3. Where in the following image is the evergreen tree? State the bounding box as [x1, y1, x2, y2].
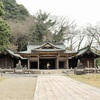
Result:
[0, 2, 4, 16]
[30, 10, 56, 42]
[0, 0, 29, 20]
[0, 2, 11, 51]
[53, 26, 66, 42]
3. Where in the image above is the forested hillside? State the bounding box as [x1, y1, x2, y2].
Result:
[0, 2, 11, 51]
[0, 0, 75, 51]
[0, 0, 29, 20]
[0, 0, 35, 51]
[0, 0, 100, 55]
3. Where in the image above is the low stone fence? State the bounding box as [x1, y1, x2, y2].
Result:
[0, 69, 15, 73]
[74, 68, 100, 75]
[74, 68, 85, 75]
[0, 69, 75, 74]
[0, 68, 100, 75]
[84, 68, 96, 73]
[0, 69, 34, 74]
[62, 69, 74, 75]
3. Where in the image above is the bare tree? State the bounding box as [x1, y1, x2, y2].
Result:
[85, 24, 100, 49]
[63, 21, 80, 50]
[7, 16, 35, 51]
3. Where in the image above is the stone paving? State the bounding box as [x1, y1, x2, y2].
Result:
[34, 75, 100, 100]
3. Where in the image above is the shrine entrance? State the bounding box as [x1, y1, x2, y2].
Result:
[39, 58, 55, 69]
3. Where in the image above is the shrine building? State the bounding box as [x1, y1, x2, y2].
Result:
[19, 41, 77, 69]
[0, 41, 99, 69]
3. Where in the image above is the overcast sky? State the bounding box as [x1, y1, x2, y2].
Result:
[16, 0, 100, 26]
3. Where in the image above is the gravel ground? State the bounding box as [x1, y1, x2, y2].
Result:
[0, 76, 37, 100]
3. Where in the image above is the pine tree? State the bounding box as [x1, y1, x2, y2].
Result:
[30, 10, 56, 42]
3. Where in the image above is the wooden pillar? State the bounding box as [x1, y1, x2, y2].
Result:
[5, 58, 7, 68]
[38, 56, 39, 70]
[12, 59, 14, 68]
[64, 61, 67, 69]
[57, 58, 59, 69]
[56, 57, 59, 69]
[66, 56, 69, 69]
[94, 59, 96, 68]
[87, 61, 89, 68]
[28, 57, 30, 69]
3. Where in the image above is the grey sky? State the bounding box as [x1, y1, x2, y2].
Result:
[16, 0, 100, 26]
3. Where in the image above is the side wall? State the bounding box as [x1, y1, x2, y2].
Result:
[0, 55, 15, 69]
[80, 58, 94, 68]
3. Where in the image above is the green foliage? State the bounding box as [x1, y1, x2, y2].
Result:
[29, 11, 68, 43]
[30, 11, 56, 42]
[0, 0, 29, 20]
[53, 26, 66, 42]
[0, 18, 11, 51]
[0, 0, 29, 51]
[0, 2, 11, 51]
[0, 2, 5, 16]
[53, 33, 62, 42]
[10, 34, 29, 51]
[96, 58, 100, 66]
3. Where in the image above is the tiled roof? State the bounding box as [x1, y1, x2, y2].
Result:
[27, 41, 65, 51]
[19, 41, 78, 54]
[19, 41, 66, 53]
[18, 50, 31, 54]
[33, 49, 64, 52]
[76, 45, 100, 57]
[64, 50, 77, 54]
[0, 49, 26, 59]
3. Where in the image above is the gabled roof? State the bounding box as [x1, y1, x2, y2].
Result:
[75, 45, 100, 58]
[19, 41, 66, 54]
[19, 41, 77, 55]
[34, 42, 64, 49]
[32, 42, 65, 52]
[0, 49, 26, 59]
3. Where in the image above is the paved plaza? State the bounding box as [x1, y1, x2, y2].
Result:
[34, 75, 100, 100]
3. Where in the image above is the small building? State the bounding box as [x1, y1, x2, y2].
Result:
[69, 46, 100, 68]
[19, 41, 77, 69]
[0, 49, 24, 69]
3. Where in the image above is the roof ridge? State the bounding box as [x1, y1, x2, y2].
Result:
[28, 41, 64, 45]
